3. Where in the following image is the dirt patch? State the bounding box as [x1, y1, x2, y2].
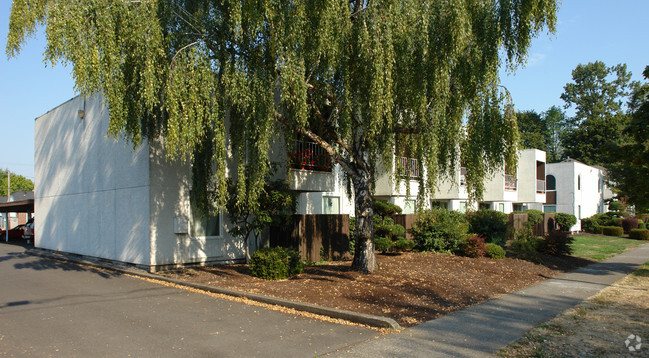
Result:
[158, 252, 593, 327]
[498, 263, 649, 357]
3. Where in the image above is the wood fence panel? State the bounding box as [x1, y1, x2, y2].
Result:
[270, 214, 350, 261]
[391, 214, 417, 239]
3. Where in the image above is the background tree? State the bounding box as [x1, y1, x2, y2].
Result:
[1, 170, 34, 196]
[7, 0, 557, 272]
[608, 66, 649, 211]
[560, 61, 633, 166]
[516, 110, 547, 150]
[542, 105, 567, 162]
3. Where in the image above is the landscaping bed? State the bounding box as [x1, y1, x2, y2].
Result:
[158, 252, 593, 327]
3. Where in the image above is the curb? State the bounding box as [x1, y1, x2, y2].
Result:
[25, 248, 401, 330]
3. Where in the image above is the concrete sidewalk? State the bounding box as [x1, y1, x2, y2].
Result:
[326, 243, 649, 357]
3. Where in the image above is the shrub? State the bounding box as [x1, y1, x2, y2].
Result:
[393, 239, 415, 252]
[509, 226, 542, 261]
[373, 200, 403, 217]
[639, 221, 646, 230]
[466, 209, 508, 245]
[539, 230, 574, 255]
[459, 235, 487, 258]
[621, 217, 639, 234]
[629, 229, 649, 240]
[601, 226, 624, 237]
[636, 213, 649, 224]
[555, 213, 577, 232]
[410, 208, 469, 253]
[580, 217, 601, 234]
[526, 209, 544, 225]
[374, 237, 393, 253]
[608, 201, 626, 212]
[485, 243, 506, 259]
[250, 247, 303, 280]
[373, 216, 406, 242]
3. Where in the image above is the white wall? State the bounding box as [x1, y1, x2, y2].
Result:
[35, 96, 152, 265]
[546, 160, 606, 231]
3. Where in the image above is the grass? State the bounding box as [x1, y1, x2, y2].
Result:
[570, 234, 647, 261]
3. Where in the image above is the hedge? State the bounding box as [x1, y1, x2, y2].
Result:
[601, 226, 624, 237]
[629, 229, 649, 240]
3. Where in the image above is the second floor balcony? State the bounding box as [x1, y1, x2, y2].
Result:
[290, 140, 332, 172]
[396, 156, 420, 178]
[505, 174, 517, 191]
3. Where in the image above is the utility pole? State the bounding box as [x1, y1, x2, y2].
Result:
[5, 169, 9, 243]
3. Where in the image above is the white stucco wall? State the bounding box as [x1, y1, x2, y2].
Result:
[546, 160, 606, 231]
[517, 149, 546, 204]
[35, 96, 152, 265]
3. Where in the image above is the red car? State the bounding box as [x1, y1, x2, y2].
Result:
[0, 224, 26, 240]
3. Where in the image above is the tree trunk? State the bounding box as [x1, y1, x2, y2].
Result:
[351, 172, 378, 272]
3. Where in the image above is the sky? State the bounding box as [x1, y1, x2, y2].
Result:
[1, 1, 649, 181]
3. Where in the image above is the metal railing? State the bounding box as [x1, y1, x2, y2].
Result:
[396, 156, 420, 178]
[290, 140, 332, 172]
[536, 179, 545, 193]
[505, 174, 517, 191]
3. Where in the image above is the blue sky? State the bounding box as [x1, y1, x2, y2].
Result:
[1, 1, 649, 180]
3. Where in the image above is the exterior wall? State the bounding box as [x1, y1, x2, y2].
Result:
[546, 160, 607, 231]
[147, 141, 246, 268]
[517, 149, 546, 204]
[295, 165, 355, 215]
[35, 96, 152, 265]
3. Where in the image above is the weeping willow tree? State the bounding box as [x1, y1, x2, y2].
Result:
[8, 0, 557, 272]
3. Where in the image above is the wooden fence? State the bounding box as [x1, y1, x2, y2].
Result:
[270, 214, 351, 262]
[390, 214, 418, 239]
[508, 212, 556, 238]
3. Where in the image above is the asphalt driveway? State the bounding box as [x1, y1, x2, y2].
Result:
[0, 243, 376, 357]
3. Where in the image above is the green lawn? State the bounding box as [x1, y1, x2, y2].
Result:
[570, 235, 647, 261]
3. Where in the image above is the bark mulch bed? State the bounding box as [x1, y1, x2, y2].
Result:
[158, 252, 594, 328]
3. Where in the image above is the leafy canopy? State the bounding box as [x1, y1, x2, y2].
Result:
[7, 0, 558, 209]
[1, 170, 34, 196]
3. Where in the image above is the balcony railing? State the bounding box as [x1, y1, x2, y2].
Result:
[289, 140, 332, 172]
[460, 167, 467, 186]
[505, 174, 517, 191]
[396, 156, 420, 178]
[536, 179, 545, 193]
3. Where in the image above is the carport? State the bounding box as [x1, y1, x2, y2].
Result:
[0, 199, 34, 243]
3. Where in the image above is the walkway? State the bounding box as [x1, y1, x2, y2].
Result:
[326, 243, 649, 357]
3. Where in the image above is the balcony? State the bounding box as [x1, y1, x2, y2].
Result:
[396, 156, 420, 178]
[290, 140, 332, 172]
[505, 174, 517, 191]
[460, 167, 467, 186]
[536, 179, 545, 193]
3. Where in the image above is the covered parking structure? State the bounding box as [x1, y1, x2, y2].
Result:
[0, 199, 34, 243]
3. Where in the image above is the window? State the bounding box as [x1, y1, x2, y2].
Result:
[403, 200, 416, 214]
[431, 201, 448, 209]
[190, 210, 221, 237]
[459, 201, 467, 213]
[544, 205, 556, 213]
[323, 196, 340, 214]
[479, 203, 490, 211]
[499, 203, 505, 213]
[577, 175, 581, 190]
[513, 203, 523, 212]
[546, 175, 556, 191]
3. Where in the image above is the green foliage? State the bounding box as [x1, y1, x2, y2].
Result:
[0, 170, 34, 196]
[485, 243, 506, 259]
[621, 218, 639, 234]
[580, 217, 602, 234]
[466, 209, 508, 245]
[8, 0, 558, 272]
[509, 224, 542, 261]
[373, 216, 406, 242]
[373, 200, 403, 217]
[608, 201, 626, 212]
[560, 61, 633, 166]
[539, 231, 574, 256]
[638, 221, 646, 230]
[393, 239, 415, 252]
[226, 179, 297, 261]
[601, 226, 624, 237]
[374, 237, 393, 254]
[517, 110, 546, 150]
[554, 213, 577, 232]
[526, 210, 544, 225]
[410, 208, 469, 253]
[459, 235, 487, 258]
[250, 247, 304, 280]
[348, 217, 356, 253]
[629, 229, 649, 240]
